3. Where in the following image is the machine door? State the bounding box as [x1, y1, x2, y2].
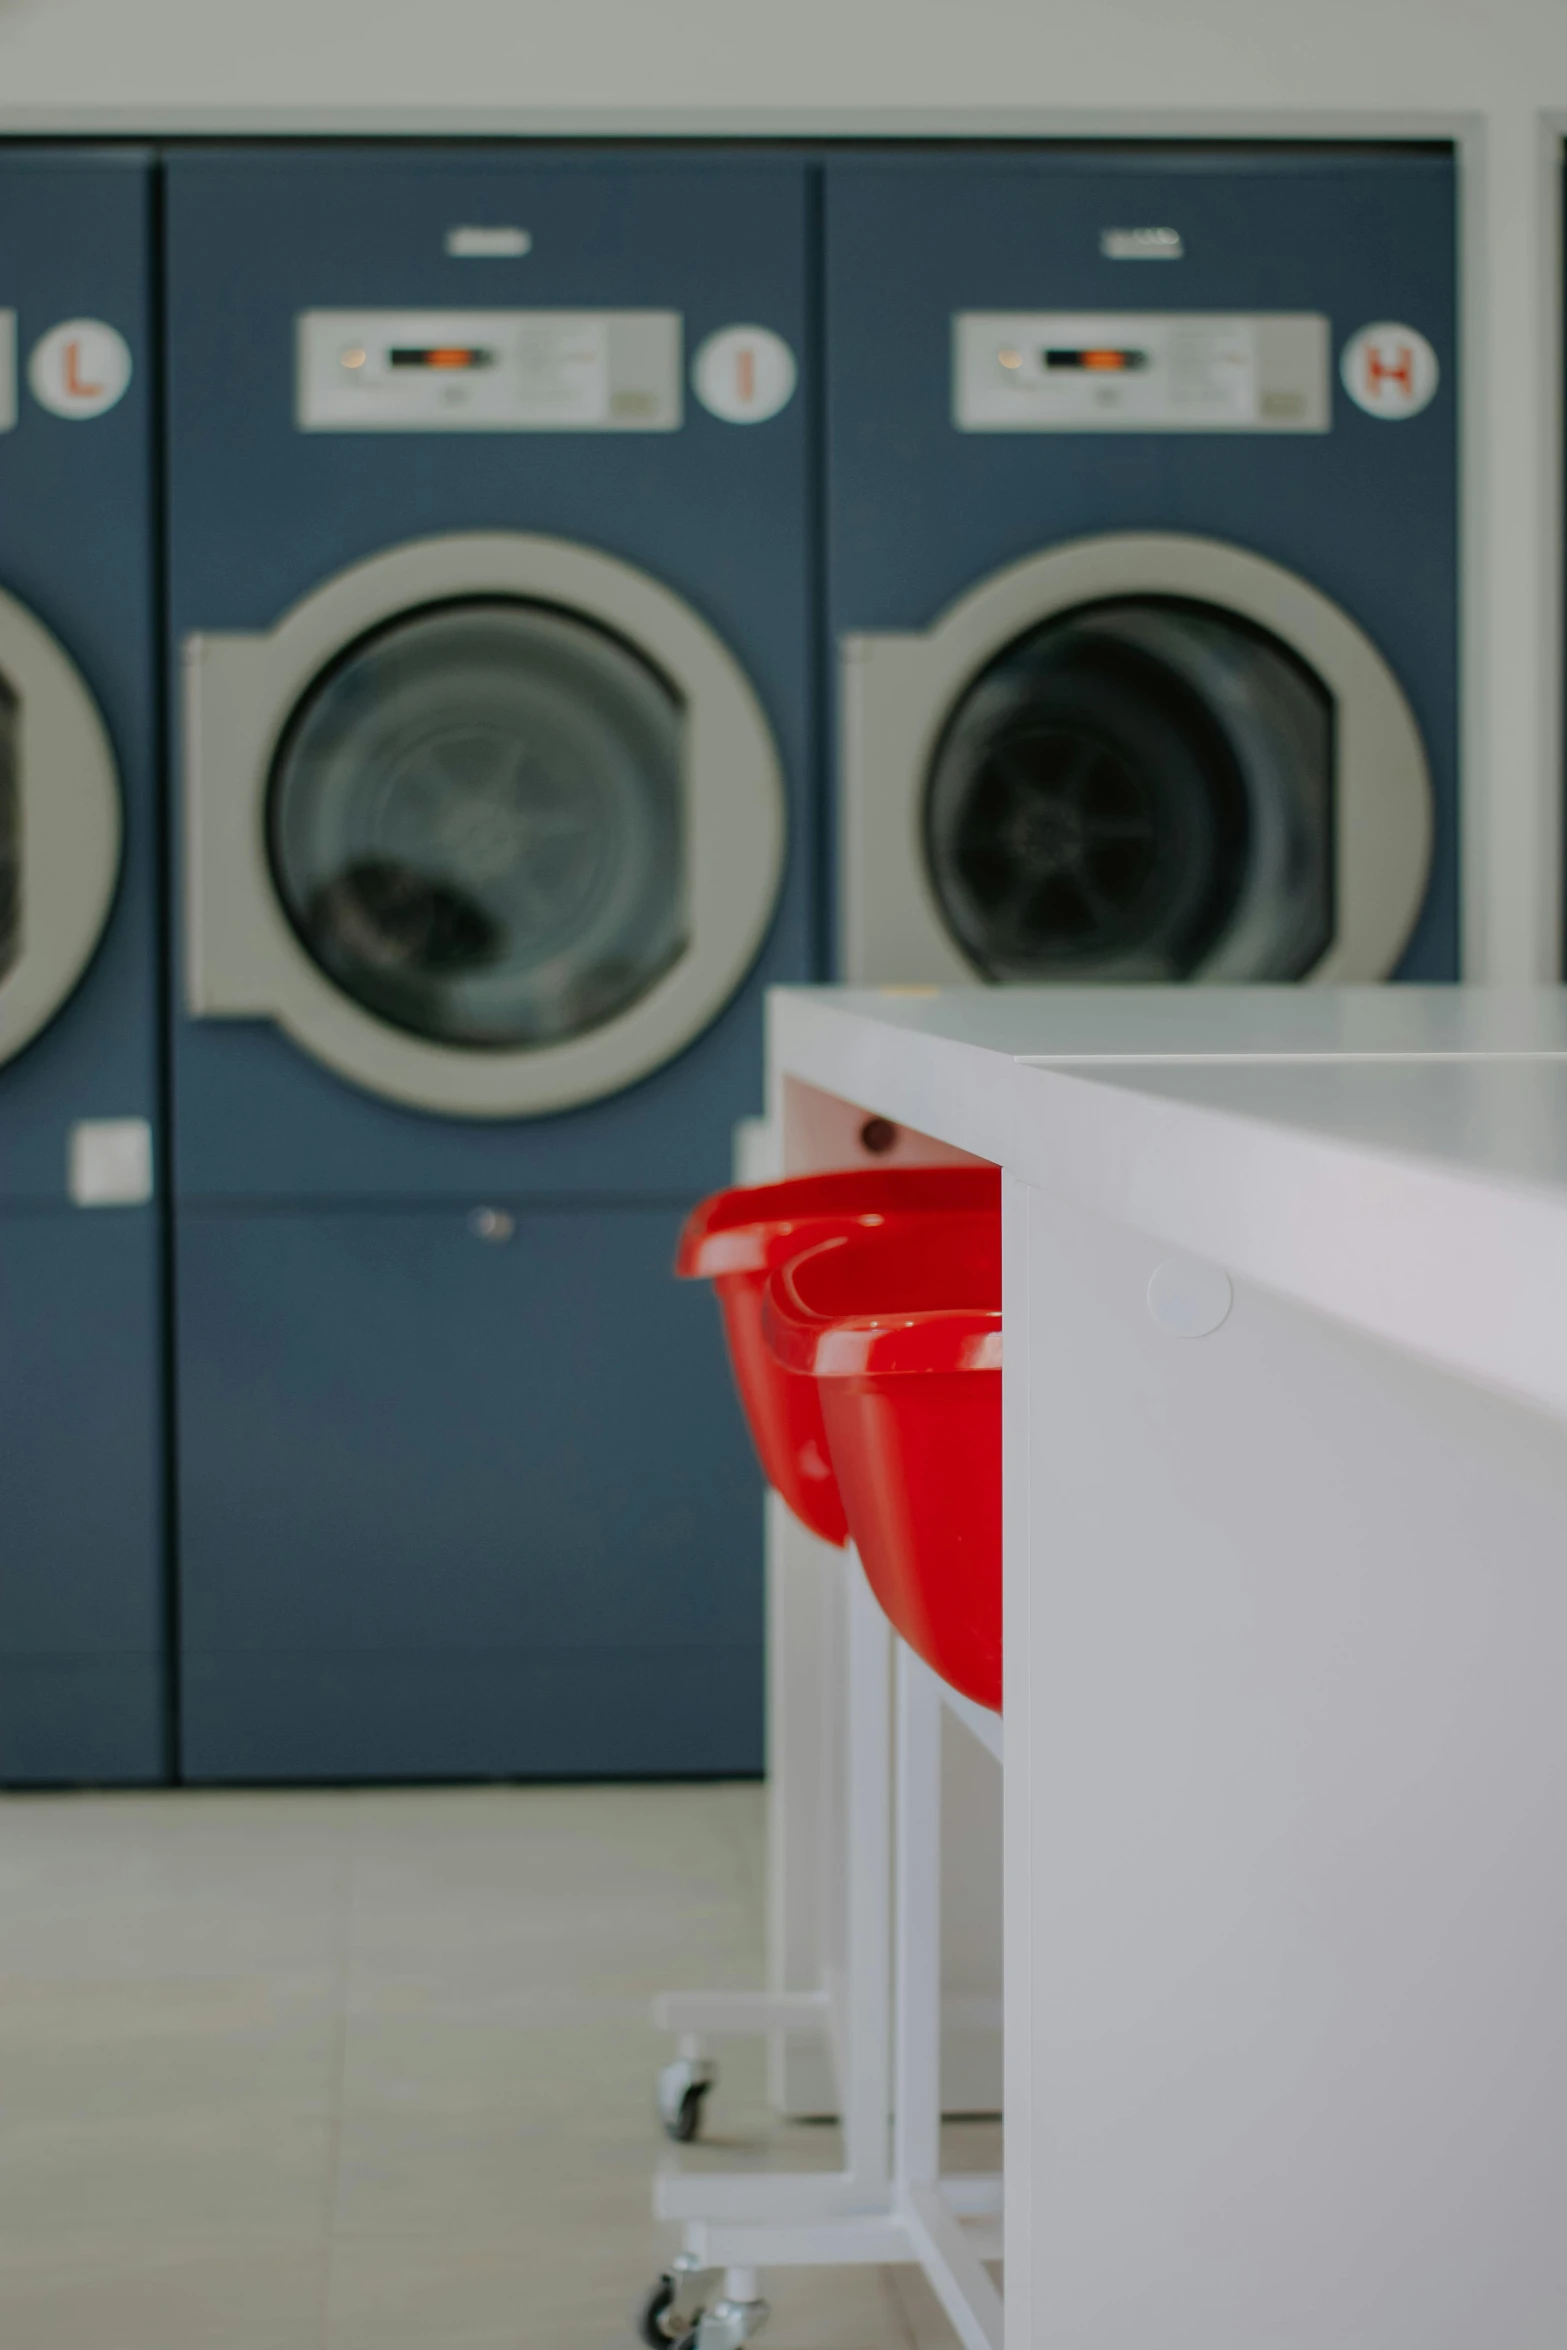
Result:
[0, 584, 121, 1070]
[841, 533, 1433, 987]
[925, 597, 1333, 984]
[185, 532, 786, 1117]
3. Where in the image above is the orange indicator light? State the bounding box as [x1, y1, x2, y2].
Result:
[1044, 346, 1150, 374]
[387, 346, 495, 371]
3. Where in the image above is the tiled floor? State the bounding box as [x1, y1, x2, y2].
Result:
[0, 1783, 983, 2347]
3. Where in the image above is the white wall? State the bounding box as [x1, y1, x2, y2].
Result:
[2, 0, 1564, 980]
[0, 0, 1557, 120]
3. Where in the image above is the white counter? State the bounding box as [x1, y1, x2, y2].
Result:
[769, 985, 1567, 2349]
[772, 984, 1567, 1418]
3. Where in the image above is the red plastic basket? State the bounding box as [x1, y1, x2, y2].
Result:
[676, 1167, 998, 1546]
[762, 1212, 1002, 1710]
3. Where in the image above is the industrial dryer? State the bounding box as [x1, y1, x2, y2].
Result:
[826, 146, 1458, 987]
[167, 146, 815, 1781]
[0, 148, 165, 1783]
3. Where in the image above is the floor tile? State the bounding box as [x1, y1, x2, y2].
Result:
[0, 1782, 959, 2347]
[0, 2242, 329, 2350]
[0, 2111, 338, 2246]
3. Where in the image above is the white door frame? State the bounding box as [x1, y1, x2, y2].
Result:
[0, 582, 120, 1070]
[183, 530, 788, 1117]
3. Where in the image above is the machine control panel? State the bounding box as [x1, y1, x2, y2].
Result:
[297, 309, 682, 432]
[954, 312, 1330, 433]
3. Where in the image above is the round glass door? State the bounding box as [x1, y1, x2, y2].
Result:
[268, 599, 687, 1050]
[924, 598, 1334, 983]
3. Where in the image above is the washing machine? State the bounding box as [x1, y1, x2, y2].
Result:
[826, 146, 1458, 985]
[166, 146, 815, 1781]
[0, 149, 165, 1782]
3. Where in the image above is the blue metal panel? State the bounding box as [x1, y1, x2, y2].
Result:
[0, 150, 165, 1786]
[0, 1207, 165, 1782]
[0, 148, 160, 1200]
[165, 147, 818, 1204]
[178, 1202, 762, 1781]
[824, 146, 1460, 980]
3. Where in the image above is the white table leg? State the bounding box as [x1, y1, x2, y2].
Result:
[767, 1490, 845, 2116]
[840, 1558, 892, 2194]
[897, 1644, 1005, 2350]
[894, 1642, 943, 2194]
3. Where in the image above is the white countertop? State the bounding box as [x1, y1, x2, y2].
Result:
[767, 985, 1567, 1420]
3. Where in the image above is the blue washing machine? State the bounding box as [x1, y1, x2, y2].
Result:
[165, 146, 816, 1781]
[0, 149, 165, 1782]
[824, 146, 1459, 988]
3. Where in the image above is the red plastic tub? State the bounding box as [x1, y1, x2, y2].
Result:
[676, 1167, 998, 1546]
[762, 1212, 1002, 1710]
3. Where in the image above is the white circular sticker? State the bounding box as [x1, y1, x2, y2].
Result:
[1147, 1258, 1233, 1340]
[693, 326, 797, 425]
[28, 320, 133, 420]
[1340, 323, 1439, 421]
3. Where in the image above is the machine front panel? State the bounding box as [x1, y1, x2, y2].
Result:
[0, 1206, 166, 1783]
[0, 149, 165, 1789]
[177, 1201, 763, 1782]
[825, 147, 1460, 983]
[166, 146, 818, 1205]
[0, 151, 160, 1201]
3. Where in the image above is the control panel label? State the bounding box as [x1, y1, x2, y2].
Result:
[297, 310, 683, 433]
[693, 326, 797, 423]
[28, 320, 133, 421]
[1340, 322, 1439, 421]
[954, 312, 1330, 434]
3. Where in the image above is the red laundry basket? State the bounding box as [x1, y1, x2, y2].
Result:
[762, 1212, 1001, 1710]
[676, 1167, 998, 1546]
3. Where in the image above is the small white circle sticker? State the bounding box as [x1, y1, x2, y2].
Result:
[693, 326, 797, 424]
[1340, 323, 1439, 421]
[1147, 1258, 1233, 1340]
[28, 320, 133, 420]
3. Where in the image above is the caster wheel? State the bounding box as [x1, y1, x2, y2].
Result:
[667, 2078, 711, 2143]
[638, 2278, 680, 2348]
[681, 2296, 770, 2350]
[656, 2054, 717, 2144]
[637, 2266, 708, 2349]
